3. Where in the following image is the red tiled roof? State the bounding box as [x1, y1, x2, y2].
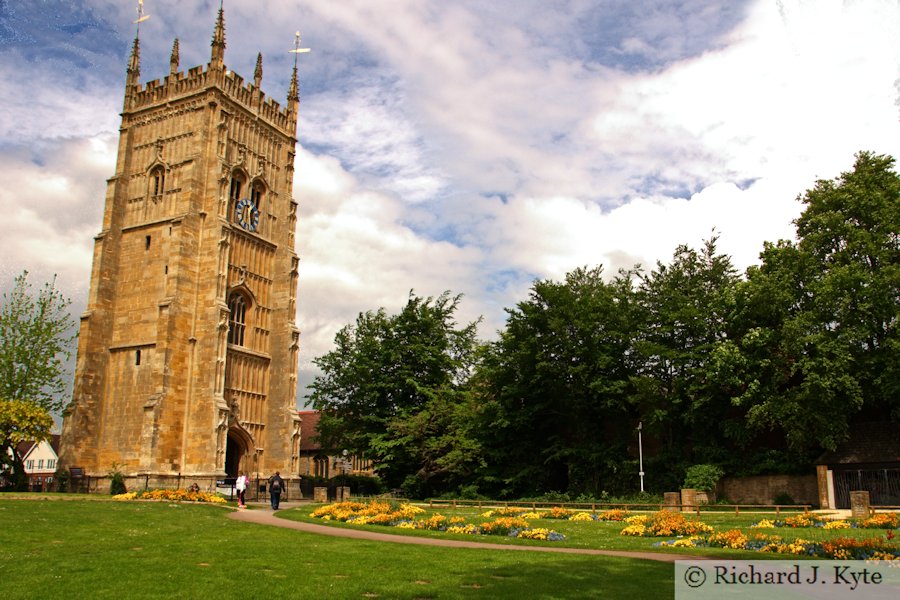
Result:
[298, 410, 322, 451]
[12, 436, 61, 461]
[15, 441, 35, 458]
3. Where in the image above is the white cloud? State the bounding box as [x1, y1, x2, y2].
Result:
[295, 146, 485, 379]
[0, 134, 115, 299]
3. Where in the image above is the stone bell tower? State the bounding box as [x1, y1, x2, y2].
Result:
[60, 6, 303, 488]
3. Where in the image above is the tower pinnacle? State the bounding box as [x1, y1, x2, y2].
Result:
[254, 53, 263, 88]
[170, 38, 180, 75]
[210, 1, 226, 70]
[124, 36, 141, 110]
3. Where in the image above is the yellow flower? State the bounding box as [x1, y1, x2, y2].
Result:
[708, 529, 748, 549]
[620, 523, 647, 536]
[625, 515, 648, 525]
[517, 528, 552, 540]
[751, 519, 775, 528]
[447, 524, 478, 535]
[569, 512, 595, 522]
[521, 512, 545, 520]
[669, 537, 699, 548]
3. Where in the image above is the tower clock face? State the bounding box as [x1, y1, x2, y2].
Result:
[235, 198, 260, 232]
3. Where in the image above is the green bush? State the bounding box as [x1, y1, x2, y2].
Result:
[108, 463, 127, 495]
[683, 464, 724, 492]
[773, 492, 795, 505]
[55, 468, 69, 492]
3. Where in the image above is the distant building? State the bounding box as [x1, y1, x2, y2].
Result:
[297, 410, 374, 479]
[16, 435, 60, 491]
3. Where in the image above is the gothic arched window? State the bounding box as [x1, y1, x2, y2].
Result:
[149, 165, 165, 199]
[314, 455, 329, 478]
[229, 170, 247, 204]
[228, 293, 248, 346]
[250, 179, 265, 209]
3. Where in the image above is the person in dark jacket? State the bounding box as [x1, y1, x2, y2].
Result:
[268, 471, 285, 510]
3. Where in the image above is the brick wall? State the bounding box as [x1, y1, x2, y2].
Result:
[719, 473, 818, 505]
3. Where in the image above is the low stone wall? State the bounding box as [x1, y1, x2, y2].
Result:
[719, 473, 818, 505]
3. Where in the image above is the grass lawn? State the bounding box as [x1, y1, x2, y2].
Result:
[0, 497, 674, 600]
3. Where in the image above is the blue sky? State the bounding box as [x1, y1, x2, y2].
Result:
[1, 0, 899, 406]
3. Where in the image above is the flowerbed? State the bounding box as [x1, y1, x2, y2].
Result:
[659, 531, 900, 560]
[112, 489, 226, 503]
[625, 510, 900, 560]
[749, 512, 898, 530]
[619, 510, 713, 537]
[312, 501, 565, 541]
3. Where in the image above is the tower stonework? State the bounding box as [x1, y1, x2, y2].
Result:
[60, 9, 303, 488]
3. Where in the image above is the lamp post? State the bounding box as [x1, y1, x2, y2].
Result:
[637, 422, 645, 493]
[340, 449, 349, 501]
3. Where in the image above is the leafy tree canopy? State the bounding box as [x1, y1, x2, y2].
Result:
[309, 291, 481, 492]
[0, 271, 76, 413]
[713, 151, 899, 451]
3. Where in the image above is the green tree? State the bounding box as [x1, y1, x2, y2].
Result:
[0, 399, 54, 490]
[479, 267, 640, 497]
[631, 237, 741, 476]
[713, 152, 899, 451]
[309, 291, 481, 494]
[0, 271, 75, 490]
[0, 271, 77, 413]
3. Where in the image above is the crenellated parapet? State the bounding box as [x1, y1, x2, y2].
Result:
[123, 6, 299, 137]
[127, 61, 296, 136]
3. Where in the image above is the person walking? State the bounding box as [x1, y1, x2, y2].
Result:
[235, 471, 248, 508]
[268, 471, 285, 510]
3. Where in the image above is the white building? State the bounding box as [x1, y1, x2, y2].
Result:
[16, 435, 60, 491]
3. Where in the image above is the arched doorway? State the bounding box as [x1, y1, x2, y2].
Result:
[224, 434, 244, 477]
[224, 425, 254, 478]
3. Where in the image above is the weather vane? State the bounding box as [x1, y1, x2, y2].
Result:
[289, 31, 311, 67]
[134, 0, 150, 32]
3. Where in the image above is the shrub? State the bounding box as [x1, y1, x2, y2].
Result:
[108, 463, 126, 495]
[54, 468, 69, 492]
[683, 464, 724, 492]
[773, 492, 795, 505]
[457, 484, 485, 500]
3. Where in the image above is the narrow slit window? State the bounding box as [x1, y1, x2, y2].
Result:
[135, 349, 141, 365]
[145, 235, 151, 250]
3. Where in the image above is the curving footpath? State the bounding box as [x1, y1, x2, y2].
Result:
[228, 504, 707, 563]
